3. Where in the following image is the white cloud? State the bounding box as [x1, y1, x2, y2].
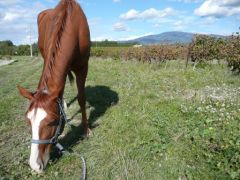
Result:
[113, 0, 121, 2]
[174, 20, 184, 30]
[91, 36, 114, 41]
[195, 0, 240, 17]
[120, 7, 177, 20]
[120, 9, 139, 20]
[119, 33, 154, 41]
[3, 12, 21, 22]
[200, 16, 217, 25]
[221, 0, 240, 7]
[113, 22, 128, 31]
[0, 4, 45, 23]
[0, 0, 23, 6]
[172, 16, 197, 30]
[0, 2, 47, 45]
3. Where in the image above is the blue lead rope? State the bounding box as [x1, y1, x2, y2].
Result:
[56, 143, 87, 180]
[56, 99, 87, 180]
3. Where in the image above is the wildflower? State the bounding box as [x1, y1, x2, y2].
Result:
[197, 107, 202, 112]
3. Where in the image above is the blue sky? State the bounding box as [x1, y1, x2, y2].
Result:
[0, 0, 239, 45]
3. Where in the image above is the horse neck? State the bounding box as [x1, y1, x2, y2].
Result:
[38, 57, 70, 97]
[37, 0, 77, 97]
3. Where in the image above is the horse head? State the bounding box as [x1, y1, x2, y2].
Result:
[17, 86, 61, 173]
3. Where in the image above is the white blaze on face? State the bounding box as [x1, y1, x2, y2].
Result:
[27, 108, 47, 173]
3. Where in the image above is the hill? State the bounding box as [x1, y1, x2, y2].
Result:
[121, 31, 226, 45]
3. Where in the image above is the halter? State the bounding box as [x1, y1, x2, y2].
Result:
[30, 98, 87, 179]
[31, 98, 68, 144]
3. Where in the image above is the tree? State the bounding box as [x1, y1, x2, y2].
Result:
[0, 40, 16, 55]
[16, 45, 30, 56]
[32, 43, 39, 56]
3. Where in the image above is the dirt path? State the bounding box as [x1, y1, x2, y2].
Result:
[0, 60, 15, 66]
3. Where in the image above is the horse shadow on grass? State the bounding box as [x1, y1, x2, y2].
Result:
[51, 85, 119, 157]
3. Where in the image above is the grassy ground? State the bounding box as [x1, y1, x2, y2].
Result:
[0, 56, 240, 179]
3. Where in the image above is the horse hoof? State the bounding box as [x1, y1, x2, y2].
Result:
[82, 128, 92, 138]
[87, 128, 93, 136]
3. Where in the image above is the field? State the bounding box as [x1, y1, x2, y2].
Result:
[0, 56, 240, 179]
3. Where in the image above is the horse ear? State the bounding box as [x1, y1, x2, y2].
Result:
[17, 85, 34, 100]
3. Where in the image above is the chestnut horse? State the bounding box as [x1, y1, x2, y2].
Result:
[17, 0, 90, 172]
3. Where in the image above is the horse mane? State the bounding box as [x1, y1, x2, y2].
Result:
[43, 0, 76, 87]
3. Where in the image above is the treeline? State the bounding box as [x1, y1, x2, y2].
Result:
[91, 39, 137, 47]
[0, 40, 38, 56]
[1, 34, 239, 73]
[0, 40, 136, 57]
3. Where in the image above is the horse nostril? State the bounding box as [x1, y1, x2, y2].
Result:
[39, 163, 43, 170]
[29, 161, 43, 173]
[38, 160, 44, 171]
[34, 159, 44, 172]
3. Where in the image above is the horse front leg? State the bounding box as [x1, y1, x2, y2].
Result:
[74, 65, 91, 136]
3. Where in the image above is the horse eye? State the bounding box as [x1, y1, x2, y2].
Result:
[46, 119, 58, 126]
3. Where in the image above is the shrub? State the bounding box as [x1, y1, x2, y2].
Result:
[90, 45, 188, 63]
[226, 33, 240, 73]
[187, 35, 226, 64]
[91, 48, 105, 57]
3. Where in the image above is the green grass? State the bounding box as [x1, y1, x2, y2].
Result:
[0, 57, 240, 179]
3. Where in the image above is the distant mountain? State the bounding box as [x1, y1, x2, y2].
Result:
[120, 31, 226, 45]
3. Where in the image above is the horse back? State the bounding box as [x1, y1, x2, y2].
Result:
[37, 1, 90, 67]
